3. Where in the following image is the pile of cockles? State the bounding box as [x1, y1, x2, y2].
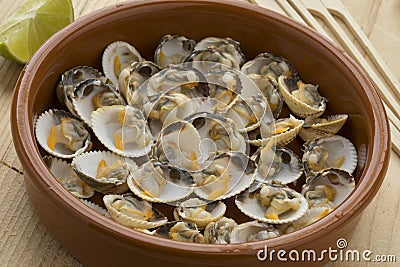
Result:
[35, 35, 357, 244]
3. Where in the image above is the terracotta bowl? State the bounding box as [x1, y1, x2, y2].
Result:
[11, 0, 390, 266]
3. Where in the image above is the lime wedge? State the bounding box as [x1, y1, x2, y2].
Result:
[0, 0, 74, 64]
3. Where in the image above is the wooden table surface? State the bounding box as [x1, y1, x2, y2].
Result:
[0, 0, 399, 266]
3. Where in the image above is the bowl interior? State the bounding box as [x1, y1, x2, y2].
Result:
[18, 0, 386, 251]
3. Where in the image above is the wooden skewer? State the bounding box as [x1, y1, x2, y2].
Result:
[322, 0, 400, 102]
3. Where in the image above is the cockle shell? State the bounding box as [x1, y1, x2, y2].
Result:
[235, 184, 308, 224]
[103, 194, 168, 229]
[204, 69, 242, 109]
[118, 61, 161, 105]
[277, 75, 327, 118]
[230, 221, 281, 243]
[224, 93, 267, 132]
[246, 74, 283, 119]
[193, 152, 258, 201]
[153, 120, 215, 172]
[194, 37, 245, 66]
[102, 41, 143, 85]
[72, 150, 137, 194]
[302, 168, 355, 208]
[184, 47, 240, 71]
[280, 207, 330, 234]
[80, 199, 110, 217]
[72, 78, 126, 126]
[35, 109, 92, 159]
[91, 105, 154, 158]
[132, 65, 208, 108]
[173, 198, 226, 229]
[204, 217, 237, 244]
[254, 139, 302, 185]
[155, 221, 205, 243]
[155, 35, 196, 68]
[241, 53, 300, 81]
[302, 135, 358, 177]
[127, 161, 194, 203]
[44, 156, 94, 198]
[56, 66, 102, 114]
[299, 114, 348, 141]
[185, 112, 247, 155]
[266, 115, 304, 146]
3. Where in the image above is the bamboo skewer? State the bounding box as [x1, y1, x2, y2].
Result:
[322, 0, 400, 102]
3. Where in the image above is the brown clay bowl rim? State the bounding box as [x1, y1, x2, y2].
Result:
[11, 0, 390, 255]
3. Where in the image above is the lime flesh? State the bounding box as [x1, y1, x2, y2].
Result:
[0, 0, 74, 64]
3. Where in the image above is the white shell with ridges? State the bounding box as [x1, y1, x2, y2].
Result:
[103, 194, 168, 229]
[127, 161, 194, 203]
[91, 105, 153, 158]
[299, 114, 348, 141]
[302, 135, 358, 176]
[35, 109, 91, 159]
[277, 75, 327, 118]
[102, 41, 143, 85]
[72, 150, 137, 194]
[174, 198, 226, 229]
[235, 185, 309, 224]
[193, 152, 258, 201]
[45, 156, 94, 199]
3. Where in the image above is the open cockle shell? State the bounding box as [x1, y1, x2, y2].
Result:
[173, 198, 226, 229]
[185, 112, 247, 155]
[102, 41, 143, 86]
[184, 47, 240, 71]
[302, 135, 358, 176]
[142, 92, 198, 127]
[230, 221, 281, 244]
[254, 140, 302, 185]
[204, 69, 242, 109]
[204, 217, 237, 244]
[35, 109, 92, 159]
[224, 93, 267, 132]
[246, 74, 283, 119]
[266, 115, 304, 146]
[138, 65, 209, 107]
[103, 194, 168, 229]
[301, 168, 355, 208]
[127, 161, 194, 203]
[44, 156, 94, 199]
[240, 53, 300, 81]
[72, 150, 137, 194]
[235, 184, 309, 224]
[194, 37, 245, 67]
[299, 114, 348, 142]
[56, 66, 103, 115]
[277, 75, 327, 118]
[119, 61, 161, 105]
[91, 105, 154, 158]
[193, 152, 257, 201]
[155, 221, 205, 243]
[72, 78, 126, 126]
[153, 120, 215, 172]
[246, 112, 275, 147]
[155, 35, 196, 68]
